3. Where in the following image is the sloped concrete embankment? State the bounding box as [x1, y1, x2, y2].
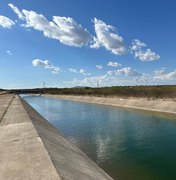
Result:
[0, 94, 113, 180]
[47, 95, 176, 115]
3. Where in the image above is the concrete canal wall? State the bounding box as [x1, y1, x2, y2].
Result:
[46, 95, 176, 115]
[0, 94, 113, 180]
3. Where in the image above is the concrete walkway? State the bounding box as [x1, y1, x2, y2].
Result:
[0, 94, 113, 180]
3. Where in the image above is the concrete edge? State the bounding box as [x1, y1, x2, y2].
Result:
[19, 96, 114, 180]
[18, 96, 62, 179]
[44, 95, 176, 116]
[0, 94, 14, 123]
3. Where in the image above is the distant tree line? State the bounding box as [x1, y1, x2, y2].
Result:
[3, 85, 176, 99]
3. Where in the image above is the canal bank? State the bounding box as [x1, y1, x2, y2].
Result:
[0, 94, 113, 180]
[45, 95, 176, 115]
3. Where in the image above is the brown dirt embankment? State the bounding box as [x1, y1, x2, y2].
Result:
[45, 95, 176, 115]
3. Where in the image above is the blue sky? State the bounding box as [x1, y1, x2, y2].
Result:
[0, 0, 176, 89]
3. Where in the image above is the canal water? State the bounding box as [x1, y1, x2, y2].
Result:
[23, 95, 176, 180]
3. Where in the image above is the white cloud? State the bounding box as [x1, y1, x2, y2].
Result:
[96, 65, 103, 69]
[130, 39, 160, 61]
[154, 68, 176, 80]
[64, 67, 176, 87]
[63, 74, 145, 87]
[107, 61, 121, 67]
[52, 16, 91, 47]
[64, 75, 108, 87]
[32, 59, 48, 66]
[0, 15, 15, 28]
[134, 49, 160, 61]
[134, 74, 151, 85]
[32, 59, 61, 74]
[107, 70, 114, 76]
[68, 68, 78, 73]
[9, 4, 92, 47]
[107, 67, 142, 77]
[130, 39, 146, 51]
[80, 68, 91, 76]
[154, 68, 167, 76]
[116, 67, 142, 76]
[80, 68, 86, 74]
[6, 50, 12, 55]
[90, 18, 126, 55]
[68, 68, 91, 76]
[8, 3, 25, 20]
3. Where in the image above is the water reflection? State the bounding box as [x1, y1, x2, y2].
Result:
[24, 96, 176, 180]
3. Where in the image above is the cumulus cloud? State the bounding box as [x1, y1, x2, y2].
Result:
[64, 75, 108, 87]
[96, 65, 103, 69]
[107, 67, 142, 77]
[6, 50, 12, 55]
[134, 74, 151, 84]
[130, 39, 160, 61]
[53, 16, 91, 47]
[116, 67, 142, 76]
[134, 49, 160, 61]
[8, 4, 160, 62]
[154, 68, 176, 80]
[154, 68, 167, 76]
[8, 3, 25, 20]
[90, 18, 126, 55]
[65, 67, 176, 87]
[68, 68, 91, 76]
[32, 59, 61, 74]
[80, 68, 86, 75]
[80, 68, 91, 76]
[9, 4, 91, 47]
[130, 39, 146, 51]
[68, 68, 78, 73]
[0, 15, 15, 28]
[63, 74, 146, 87]
[107, 70, 114, 76]
[107, 61, 121, 67]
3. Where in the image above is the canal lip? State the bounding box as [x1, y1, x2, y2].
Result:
[43, 94, 176, 116]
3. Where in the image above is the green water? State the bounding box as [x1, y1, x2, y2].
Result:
[23, 96, 176, 180]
